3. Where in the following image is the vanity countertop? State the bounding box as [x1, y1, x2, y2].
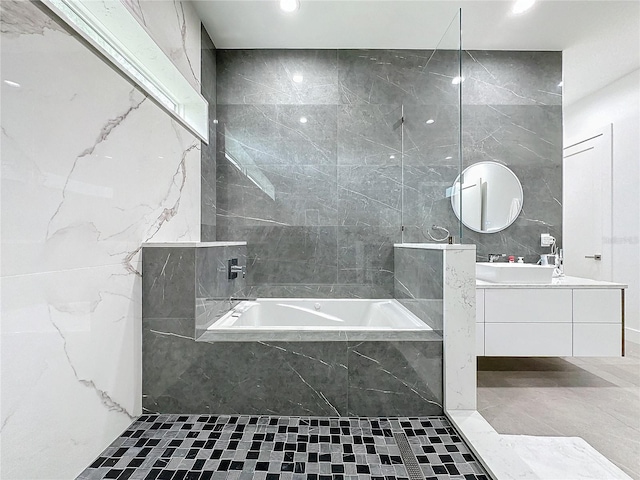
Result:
[476, 275, 627, 289]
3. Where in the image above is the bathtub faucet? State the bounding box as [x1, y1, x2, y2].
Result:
[227, 258, 246, 279]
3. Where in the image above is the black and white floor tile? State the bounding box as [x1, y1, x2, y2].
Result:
[78, 415, 489, 480]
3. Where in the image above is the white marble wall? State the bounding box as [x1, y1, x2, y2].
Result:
[124, 0, 202, 91]
[442, 247, 477, 410]
[0, 1, 201, 478]
[393, 243, 477, 411]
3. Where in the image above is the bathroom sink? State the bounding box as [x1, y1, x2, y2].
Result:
[476, 263, 556, 284]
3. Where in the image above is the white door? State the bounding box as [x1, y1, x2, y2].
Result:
[563, 125, 613, 281]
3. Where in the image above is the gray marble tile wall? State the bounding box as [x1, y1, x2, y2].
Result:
[195, 245, 247, 335]
[402, 51, 563, 262]
[394, 248, 444, 332]
[142, 244, 247, 339]
[206, 49, 562, 293]
[142, 335, 443, 416]
[142, 248, 442, 417]
[462, 51, 563, 260]
[142, 247, 196, 322]
[201, 27, 217, 240]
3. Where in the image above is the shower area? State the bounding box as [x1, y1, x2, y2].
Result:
[208, 17, 464, 285]
[141, 12, 467, 417]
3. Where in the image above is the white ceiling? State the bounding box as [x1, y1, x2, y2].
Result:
[191, 0, 640, 105]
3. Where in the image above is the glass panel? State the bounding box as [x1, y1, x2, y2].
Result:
[401, 9, 462, 244]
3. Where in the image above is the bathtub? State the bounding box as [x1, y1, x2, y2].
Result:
[199, 298, 440, 342]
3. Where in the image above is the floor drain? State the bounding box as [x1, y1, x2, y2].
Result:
[393, 432, 424, 480]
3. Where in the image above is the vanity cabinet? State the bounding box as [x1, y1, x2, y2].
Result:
[572, 289, 623, 356]
[476, 278, 625, 357]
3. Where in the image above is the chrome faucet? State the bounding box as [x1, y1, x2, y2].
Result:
[227, 258, 246, 279]
[227, 296, 255, 308]
[228, 296, 255, 304]
[488, 253, 506, 263]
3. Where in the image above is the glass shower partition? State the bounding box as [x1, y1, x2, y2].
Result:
[400, 8, 463, 244]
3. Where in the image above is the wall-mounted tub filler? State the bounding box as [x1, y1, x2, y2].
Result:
[227, 258, 246, 279]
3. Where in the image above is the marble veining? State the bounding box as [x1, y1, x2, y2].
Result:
[394, 247, 444, 331]
[0, 1, 202, 478]
[443, 248, 477, 411]
[133, 0, 201, 90]
[463, 51, 562, 106]
[217, 49, 339, 105]
[142, 335, 443, 416]
[1, 1, 65, 36]
[209, 49, 562, 293]
[46, 92, 148, 240]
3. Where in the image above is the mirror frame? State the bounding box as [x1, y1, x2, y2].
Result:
[450, 161, 523, 234]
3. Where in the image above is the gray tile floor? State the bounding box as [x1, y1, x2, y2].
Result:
[477, 340, 640, 479]
[78, 415, 489, 480]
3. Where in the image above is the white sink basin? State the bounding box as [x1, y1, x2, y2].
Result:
[476, 263, 556, 284]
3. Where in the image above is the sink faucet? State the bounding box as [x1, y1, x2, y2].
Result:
[488, 253, 506, 263]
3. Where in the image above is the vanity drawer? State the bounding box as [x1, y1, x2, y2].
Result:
[573, 289, 622, 323]
[484, 289, 572, 323]
[485, 323, 572, 356]
[573, 323, 622, 357]
[573, 323, 622, 356]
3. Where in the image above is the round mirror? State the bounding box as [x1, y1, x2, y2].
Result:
[450, 161, 523, 233]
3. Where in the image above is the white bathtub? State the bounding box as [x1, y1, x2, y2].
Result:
[201, 298, 439, 342]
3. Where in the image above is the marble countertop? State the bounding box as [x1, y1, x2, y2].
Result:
[476, 275, 627, 289]
[142, 241, 247, 247]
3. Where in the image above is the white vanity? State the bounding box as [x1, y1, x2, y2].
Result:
[449, 161, 626, 358]
[476, 275, 626, 357]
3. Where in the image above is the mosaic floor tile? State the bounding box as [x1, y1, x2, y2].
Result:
[78, 416, 489, 480]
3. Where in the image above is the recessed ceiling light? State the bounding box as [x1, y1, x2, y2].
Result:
[280, 0, 300, 13]
[451, 76, 464, 85]
[426, 119, 435, 125]
[299, 116, 308, 124]
[390, 155, 396, 159]
[445, 156, 453, 160]
[292, 73, 303, 83]
[3, 80, 21, 88]
[512, 0, 535, 15]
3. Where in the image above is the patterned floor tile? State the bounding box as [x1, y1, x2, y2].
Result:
[78, 416, 489, 480]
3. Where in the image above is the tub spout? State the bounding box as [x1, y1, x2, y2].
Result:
[228, 297, 256, 302]
[227, 297, 256, 311]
